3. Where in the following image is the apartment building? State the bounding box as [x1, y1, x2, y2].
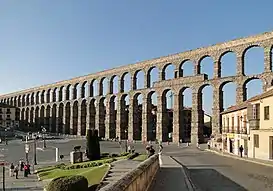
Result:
[221, 102, 249, 156]
[0, 103, 20, 129]
[247, 87, 273, 161]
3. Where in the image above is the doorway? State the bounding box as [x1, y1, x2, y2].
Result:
[269, 136, 273, 159]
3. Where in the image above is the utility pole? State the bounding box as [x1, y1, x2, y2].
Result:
[2, 166, 5, 191]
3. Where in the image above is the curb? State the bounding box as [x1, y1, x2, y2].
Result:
[205, 149, 273, 168]
[170, 156, 200, 191]
[95, 163, 112, 191]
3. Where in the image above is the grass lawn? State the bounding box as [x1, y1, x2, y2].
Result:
[38, 165, 109, 186]
[132, 154, 148, 161]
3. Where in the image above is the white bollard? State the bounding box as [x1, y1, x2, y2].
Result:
[56, 148, 59, 162]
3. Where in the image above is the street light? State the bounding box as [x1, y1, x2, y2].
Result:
[33, 135, 39, 165]
[124, 129, 128, 152]
[42, 127, 46, 149]
[4, 128, 7, 145]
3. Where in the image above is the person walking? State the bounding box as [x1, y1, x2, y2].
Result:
[14, 165, 19, 179]
[9, 163, 14, 177]
[239, 145, 244, 158]
[159, 144, 163, 154]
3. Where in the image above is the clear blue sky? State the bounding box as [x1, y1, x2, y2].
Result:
[1, 0, 272, 114]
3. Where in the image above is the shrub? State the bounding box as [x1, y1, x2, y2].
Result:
[101, 152, 110, 158]
[120, 152, 129, 156]
[55, 163, 66, 169]
[127, 152, 139, 160]
[110, 153, 119, 158]
[47, 175, 88, 191]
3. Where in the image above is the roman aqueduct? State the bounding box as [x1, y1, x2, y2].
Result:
[0, 31, 273, 144]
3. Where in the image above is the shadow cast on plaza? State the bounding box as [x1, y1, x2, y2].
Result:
[187, 168, 248, 191]
[148, 167, 191, 190]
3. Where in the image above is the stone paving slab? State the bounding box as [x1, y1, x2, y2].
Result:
[148, 155, 191, 191]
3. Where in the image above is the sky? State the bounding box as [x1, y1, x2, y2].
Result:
[0, 0, 273, 114]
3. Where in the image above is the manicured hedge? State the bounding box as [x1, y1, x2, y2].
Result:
[127, 152, 139, 160]
[47, 175, 88, 191]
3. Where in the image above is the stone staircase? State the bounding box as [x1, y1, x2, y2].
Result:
[97, 160, 140, 190]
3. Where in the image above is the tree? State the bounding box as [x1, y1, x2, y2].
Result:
[86, 129, 101, 161]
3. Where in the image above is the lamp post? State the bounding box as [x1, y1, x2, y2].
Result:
[33, 135, 39, 165]
[4, 128, 7, 145]
[42, 127, 46, 149]
[125, 129, 128, 152]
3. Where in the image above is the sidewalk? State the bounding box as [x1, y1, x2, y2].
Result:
[0, 168, 44, 191]
[148, 155, 195, 191]
[205, 148, 273, 168]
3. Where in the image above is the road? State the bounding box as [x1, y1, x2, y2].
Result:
[170, 147, 273, 191]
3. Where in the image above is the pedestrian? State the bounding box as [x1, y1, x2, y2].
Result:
[159, 144, 163, 154]
[207, 141, 211, 149]
[9, 163, 14, 177]
[27, 163, 31, 175]
[24, 164, 28, 177]
[239, 145, 244, 158]
[148, 145, 155, 157]
[20, 161, 24, 171]
[14, 165, 19, 179]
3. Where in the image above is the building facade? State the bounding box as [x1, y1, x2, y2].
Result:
[0, 103, 20, 129]
[221, 103, 249, 156]
[247, 87, 273, 161]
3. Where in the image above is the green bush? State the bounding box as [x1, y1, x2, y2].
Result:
[127, 152, 139, 160]
[47, 175, 88, 191]
[101, 152, 110, 158]
[63, 158, 116, 170]
[110, 153, 119, 158]
[120, 152, 129, 156]
[55, 163, 66, 169]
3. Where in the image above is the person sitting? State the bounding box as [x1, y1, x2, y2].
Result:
[148, 146, 155, 157]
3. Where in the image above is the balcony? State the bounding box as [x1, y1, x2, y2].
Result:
[249, 119, 260, 130]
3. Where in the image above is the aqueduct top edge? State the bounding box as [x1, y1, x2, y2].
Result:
[1, 30, 273, 98]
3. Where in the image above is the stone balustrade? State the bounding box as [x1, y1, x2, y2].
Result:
[100, 154, 159, 191]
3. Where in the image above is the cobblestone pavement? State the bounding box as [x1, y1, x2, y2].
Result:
[172, 147, 273, 191]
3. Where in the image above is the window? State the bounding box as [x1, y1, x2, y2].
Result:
[264, 106, 270, 120]
[231, 117, 234, 132]
[237, 116, 240, 133]
[253, 104, 257, 119]
[254, 134, 259, 148]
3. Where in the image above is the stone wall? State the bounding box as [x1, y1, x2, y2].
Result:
[100, 154, 159, 191]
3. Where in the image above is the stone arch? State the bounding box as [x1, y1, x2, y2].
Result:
[26, 107, 30, 128]
[99, 77, 108, 96]
[271, 45, 273, 72]
[57, 103, 64, 133]
[132, 92, 143, 140]
[36, 92, 40, 104]
[45, 105, 51, 131]
[119, 93, 129, 139]
[97, 97, 106, 137]
[147, 66, 159, 88]
[219, 51, 237, 77]
[51, 104, 57, 133]
[18, 95, 21, 107]
[40, 105, 45, 128]
[219, 80, 237, 111]
[178, 87, 193, 142]
[72, 101, 78, 135]
[242, 77, 264, 101]
[110, 75, 119, 94]
[80, 99, 87, 136]
[46, 89, 51, 103]
[64, 102, 71, 134]
[22, 95, 26, 107]
[198, 55, 214, 79]
[20, 108, 25, 128]
[65, 85, 71, 100]
[179, 59, 195, 77]
[34, 106, 40, 130]
[90, 79, 98, 97]
[162, 63, 175, 80]
[108, 95, 117, 139]
[146, 91, 157, 141]
[41, 90, 45, 104]
[73, 83, 79, 100]
[242, 45, 264, 75]
[30, 107, 35, 129]
[121, 72, 131, 92]
[161, 88, 175, 142]
[81, 81, 88, 99]
[133, 70, 145, 90]
[31, 93, 35, 105]
[88, 98, 96, 130]
[58, 86, 64, 101]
